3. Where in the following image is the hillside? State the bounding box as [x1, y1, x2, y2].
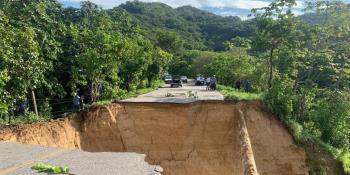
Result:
[299, 12, 332, 25]
[118, 1, 256, 51]
[0, 1, 349, 174]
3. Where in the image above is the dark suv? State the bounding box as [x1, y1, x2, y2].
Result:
[180, 76, 188, 83]
[195, 76, 205, 86]
[171, 75, 183, 88]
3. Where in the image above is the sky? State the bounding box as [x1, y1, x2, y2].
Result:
[60, 0, 350, 19]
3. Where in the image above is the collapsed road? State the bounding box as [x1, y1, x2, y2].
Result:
[0, 82, 309, 175]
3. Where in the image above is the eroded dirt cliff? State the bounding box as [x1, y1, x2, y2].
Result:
[0, 101, 308, 175]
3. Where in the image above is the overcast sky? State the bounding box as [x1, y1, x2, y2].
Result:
[60, 0, 350, 19]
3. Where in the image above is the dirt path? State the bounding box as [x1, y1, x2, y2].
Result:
[122, 80, 224, 103]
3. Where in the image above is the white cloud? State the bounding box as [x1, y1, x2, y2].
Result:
[295, 1, 306, 9]
[220, 0, 270, 9]
[64, 0, 271, 9]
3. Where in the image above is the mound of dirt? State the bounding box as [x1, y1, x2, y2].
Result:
[0, 101, 309, 175]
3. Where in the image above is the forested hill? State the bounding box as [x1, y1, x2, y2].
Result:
[118, 1, 256, 51]
[299, 12, 332, 25]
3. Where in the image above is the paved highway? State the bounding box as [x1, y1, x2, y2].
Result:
[122, 80, 224, 103]
[0, 142, 162, 175]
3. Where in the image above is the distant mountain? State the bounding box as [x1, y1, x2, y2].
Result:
[118, 1, 257, 51]
[299, 12, 332, 25]
[61, 1, 332, 51]
[201, 6, 252, 19]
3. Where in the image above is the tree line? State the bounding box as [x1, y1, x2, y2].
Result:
[0, 1, 172, 121]
[251, 1, 350, 172]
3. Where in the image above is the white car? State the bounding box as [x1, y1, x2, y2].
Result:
[164, 75, 172, 84]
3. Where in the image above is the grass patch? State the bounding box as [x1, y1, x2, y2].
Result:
[340, 152, 350, 173]
[217, 85, 262, 101]
[94, 80, 165, 106]
[0, 112, 49, 125]
[126, 87, 156, 98]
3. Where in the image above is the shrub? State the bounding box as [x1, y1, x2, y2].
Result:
[263, 77, 294, 120]
[217, 85, 262, 101]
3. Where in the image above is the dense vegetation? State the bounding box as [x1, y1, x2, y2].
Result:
[251, 1, 350, 173]
[0, 0, 349, 173]
[0, 1, 171, 122]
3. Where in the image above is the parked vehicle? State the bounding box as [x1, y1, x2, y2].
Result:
[171, 75, 183, 88]
[180, 76, 188, 83]
[164, 75, 172, 84]
[195, 76, 205, 86]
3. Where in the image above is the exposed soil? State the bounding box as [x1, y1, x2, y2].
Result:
[0, 101, 310, 175]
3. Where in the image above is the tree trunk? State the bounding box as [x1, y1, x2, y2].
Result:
[8, 109, 13, 125]
[125, 75, 133, 92]
[268, 48, 274, 89]
[31, 90, 38, 116]
[90, 82, 96, 103]
[147, 77, 153, 88]
[238, 109, 259, 175]
[125, 81, 130, 92]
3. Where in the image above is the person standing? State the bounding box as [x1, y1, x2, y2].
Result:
[80, 95, 85, 110]
[17, 99, 28, 116]
[244, 80, 252, 92]
[210, 75, 217, 90]
[235, 79, 242, 89]
[73, 93, 81, 111]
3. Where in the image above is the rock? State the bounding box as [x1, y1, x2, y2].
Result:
[154, 166, 164, 173]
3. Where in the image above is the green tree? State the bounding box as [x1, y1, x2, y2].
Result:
[205, 53, 254, 85]
[146, 47, 172, 86]
[156, 30, 183, 53]
[2, 26, 46, 119]
[251, 0, 299, 88]
[224, 36, 251, 51]
[69, 25, 121, 102]
[0, 10, 10, 117]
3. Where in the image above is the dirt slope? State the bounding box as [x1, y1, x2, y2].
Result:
[0, 101, 308, 175]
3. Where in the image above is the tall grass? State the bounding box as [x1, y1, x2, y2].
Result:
[217, 85, 262, 101]
[94, 80, 165, 106]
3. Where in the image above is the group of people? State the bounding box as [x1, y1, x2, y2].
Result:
[234, 79, 252, 92]
[73, 93, 85, 111]
[204, 76, 252, 92]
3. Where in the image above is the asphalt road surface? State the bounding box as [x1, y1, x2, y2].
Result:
[0, 142, 162, 175]
[122, 80, 224, 103]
